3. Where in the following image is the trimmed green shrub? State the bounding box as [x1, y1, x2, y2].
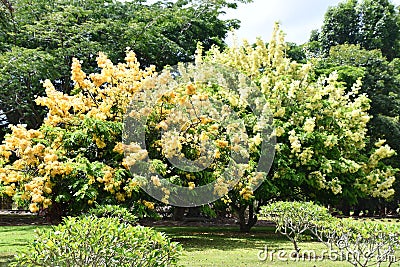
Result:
[87, 204, 138, 225]
[260, 201, 334, 253]
[11, 216, 181, 267]
[260, 201, 400, 267]
[314, 218, 400, 267]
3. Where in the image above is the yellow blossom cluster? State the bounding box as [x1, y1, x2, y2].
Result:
[35, 51, 155, 127]
[142, 200, 155, 210]
[213, 178, 229, 196]
[0, 51, 155, 213]
[239, 186, 253, 200]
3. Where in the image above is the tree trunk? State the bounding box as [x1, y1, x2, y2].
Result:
[187, 206, 201, 217]
[173, 207, 185, 221]
[237, 203, 258, 232]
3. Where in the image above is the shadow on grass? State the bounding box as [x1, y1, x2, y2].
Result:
[154, 226, 289, 252]
[0, 254, 14, 266]
[0, 226, 40, 233]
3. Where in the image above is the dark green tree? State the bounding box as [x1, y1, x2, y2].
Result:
[318, 0, 360, 55]
[313, 0, 400, 60]
[285, 42, 306, 63]
[358, 0, 400, 60]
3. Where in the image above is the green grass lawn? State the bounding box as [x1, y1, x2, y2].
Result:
[155, 226, 356, 267]
[0, 225, 48, 266]
[0, 224, 398, 267]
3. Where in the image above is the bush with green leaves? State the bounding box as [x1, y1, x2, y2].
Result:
[86, 204, 138, 225]
[314, 218, 400, 267]
[11, 216, 181, 267]
[261, 201, 400, 266]
[260, 201, 334, 254]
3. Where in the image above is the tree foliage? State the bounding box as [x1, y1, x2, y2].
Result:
[313, 0, 400, 60]
[0, 51, 157, 219]
[0, 0, 246, 138]
[203, 24, 396, 227]
[315, 44, 400, 213]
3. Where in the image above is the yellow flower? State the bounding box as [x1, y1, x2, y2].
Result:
[374, 139, 386, 147]
[275, 126, 285, 137]
[215, 140, 229, 148]
[143, 200, 155, 210]
[298, 148, 313, 165]
[116, 192, 125, 202]
[199, 132, 209, 142]
[3, 186, 15, 196]
[186, 83, 196, 95]
[303, 117, 316, 133]
[188, 182, 195, 190]
[156, 121, 168, 131]
[288, 130, 301, 153]
[31, 194, 45, 203]
[94, 136, 107, 149]
[43, 199, 52, 208]
[151, 176, 162, 187]
[103, 171, 113, 183]
[274, 108, 285, 117]
[43, 186, 52, 194]
[239, 187, 253, 200]
[209, 124, 219, 131]
[29, 203, 39, 213]
[43, 154, 58, 163]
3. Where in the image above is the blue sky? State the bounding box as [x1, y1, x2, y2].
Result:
[223, 0, 400, 44]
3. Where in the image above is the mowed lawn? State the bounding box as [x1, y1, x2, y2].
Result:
[1, 223, 398, 266]
[156, 226, 355, 267]
[0, 225, 48, 266]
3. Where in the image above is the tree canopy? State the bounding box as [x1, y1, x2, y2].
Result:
[204, 25, 396, 224]
[0, 0, 248, 139]
[312, 0, 400, 60]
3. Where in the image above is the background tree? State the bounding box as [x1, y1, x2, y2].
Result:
[318, 0, 360, 55]
[358, 0, 400, 60]
[0, 0, 249, 140]
[313, 0, 400, 60]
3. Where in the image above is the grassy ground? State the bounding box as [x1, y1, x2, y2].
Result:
[0, 224, 398, 267]
[155, 226, 355, 267]
[0, 225, 48, 266]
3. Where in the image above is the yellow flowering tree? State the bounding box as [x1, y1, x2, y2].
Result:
[200, 23, 396, 229]
[0, 51, 157, 219]
[122, 61, 274, 224]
